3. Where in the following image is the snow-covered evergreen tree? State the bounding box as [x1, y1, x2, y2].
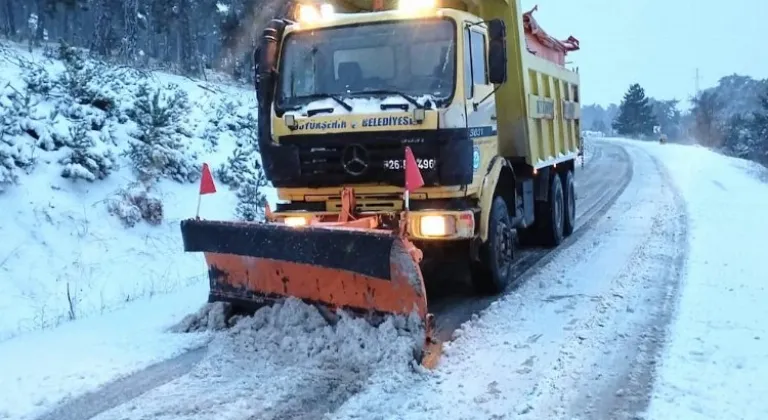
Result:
[721, 93, 768, 165]
[56, 41, 116, 112]
[125, 82, 199, 184]
[613, 83, 657, 137]
[59, 121, 117, 182]
[0, 83, 37, 191]
[21, 61, 55, 98]
[235, 179, 267, 221]
[215, 142, 268, 221]
[201, 98, 258, 152]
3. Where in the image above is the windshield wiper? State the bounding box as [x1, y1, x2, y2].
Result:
[294, 93, 353, 112]
[352, 89, 426, 109]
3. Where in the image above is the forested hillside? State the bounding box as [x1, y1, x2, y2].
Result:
[0, 0, 289, 80]
[583, 76, 768, 167]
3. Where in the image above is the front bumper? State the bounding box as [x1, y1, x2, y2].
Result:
[271, 209, 477, 240]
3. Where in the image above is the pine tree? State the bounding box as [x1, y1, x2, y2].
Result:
[125, 82, 199, 184]
[235, 181, 267, 221]
[59, 121, 117, 182]
[590, 119, 607, 133]
[613, 83, 657, 137]
[691, 90, 724, 148]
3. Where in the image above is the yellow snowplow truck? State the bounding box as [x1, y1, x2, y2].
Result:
[180, 0, 581, 368]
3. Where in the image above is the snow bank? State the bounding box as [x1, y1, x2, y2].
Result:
[0, 283, 210, 420]
[624, 139, 768, 419]
[91, 298, 427, 420]
[0, 41, 276, 341]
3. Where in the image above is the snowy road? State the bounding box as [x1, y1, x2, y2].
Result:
[331, 140, 687, 420]
[429, 141, 634, 341]
[31, 138, 678, 420]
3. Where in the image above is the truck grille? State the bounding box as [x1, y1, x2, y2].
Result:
[279, 132, 441, 186]
[269, 128, 474, 188]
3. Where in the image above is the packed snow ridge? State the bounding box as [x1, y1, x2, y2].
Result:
[172, 299, 427, 370]
[84, 299, 429, 420]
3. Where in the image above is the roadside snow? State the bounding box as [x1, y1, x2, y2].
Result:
[0, 42, 276, 341]
[625, 139, 768, 420]
[0, 283, 211, 420]
[90, 298, 426, 420]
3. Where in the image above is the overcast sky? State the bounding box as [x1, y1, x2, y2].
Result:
[522, 0, 768, 109]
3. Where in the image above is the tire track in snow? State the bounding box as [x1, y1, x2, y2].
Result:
[580, 145, 688, 419]
[526, 142, 689, 419]
[34, 346, 208, 420]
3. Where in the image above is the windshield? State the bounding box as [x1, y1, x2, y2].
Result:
[276, 18, 456, 110]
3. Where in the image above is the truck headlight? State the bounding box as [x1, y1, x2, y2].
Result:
[297, 3, 333, 24]
[283, 216, 308, 227]
[319, 4, 334, 17]
[420, 215, 451, 237]
[297, 4, 320, 23]
[398, 0, 437, 12]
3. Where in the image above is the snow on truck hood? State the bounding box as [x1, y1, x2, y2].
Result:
[283, 95, 439, 116]
[273, 95, 442, 135]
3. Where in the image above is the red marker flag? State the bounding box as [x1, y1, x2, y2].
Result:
[196, 163, 216, 219]
[404, 146, 424, 192]
[199, 163, 217, 195]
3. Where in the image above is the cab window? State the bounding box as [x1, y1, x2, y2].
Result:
[464, 28, 488, 98]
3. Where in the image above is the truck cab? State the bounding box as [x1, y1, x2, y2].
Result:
[259, 4, 505, 211]
[253, 0, 581, 293]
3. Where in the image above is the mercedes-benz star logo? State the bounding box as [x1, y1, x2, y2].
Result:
[341, 143, 369, 176]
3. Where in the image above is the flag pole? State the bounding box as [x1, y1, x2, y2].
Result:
[195, 193, 202, 220]
[404, 189, 410, 212]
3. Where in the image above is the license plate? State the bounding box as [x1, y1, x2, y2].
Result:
[383, 158, 436, 170]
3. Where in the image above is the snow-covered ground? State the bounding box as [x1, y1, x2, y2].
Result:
[0, 283, 211, 420]
[0, 41, 276, 341]
[3, 40, 768, 420]
[635, 140, 768, 419]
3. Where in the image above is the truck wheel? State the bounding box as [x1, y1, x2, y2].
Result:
[563, 170, 575, 236]
[472, 196, 515, 294]
[540, 172, 565, 247]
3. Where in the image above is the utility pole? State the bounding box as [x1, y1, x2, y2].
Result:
[694, 68, 700, 98]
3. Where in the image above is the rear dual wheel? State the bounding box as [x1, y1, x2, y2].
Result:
[539, 171, 565, 246]
[524, 168, 575, 247]
[563, 170, 576, 236]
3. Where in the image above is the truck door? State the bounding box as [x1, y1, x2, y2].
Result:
[463, 26, 496, 172]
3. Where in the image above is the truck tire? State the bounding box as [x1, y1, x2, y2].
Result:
[472, 196, 515, 294]
[539, 172, 565, 247]
[562, 170, 575, 236]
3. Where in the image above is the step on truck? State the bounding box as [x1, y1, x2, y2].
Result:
[180, 0, 581, 368]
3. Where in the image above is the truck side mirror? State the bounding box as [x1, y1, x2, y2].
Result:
[487, 19, 507, 84]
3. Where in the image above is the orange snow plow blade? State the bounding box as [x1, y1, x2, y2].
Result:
[179, 218, 441, 368]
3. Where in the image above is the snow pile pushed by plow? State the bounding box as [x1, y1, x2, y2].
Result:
[93, 298, 428, 420]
